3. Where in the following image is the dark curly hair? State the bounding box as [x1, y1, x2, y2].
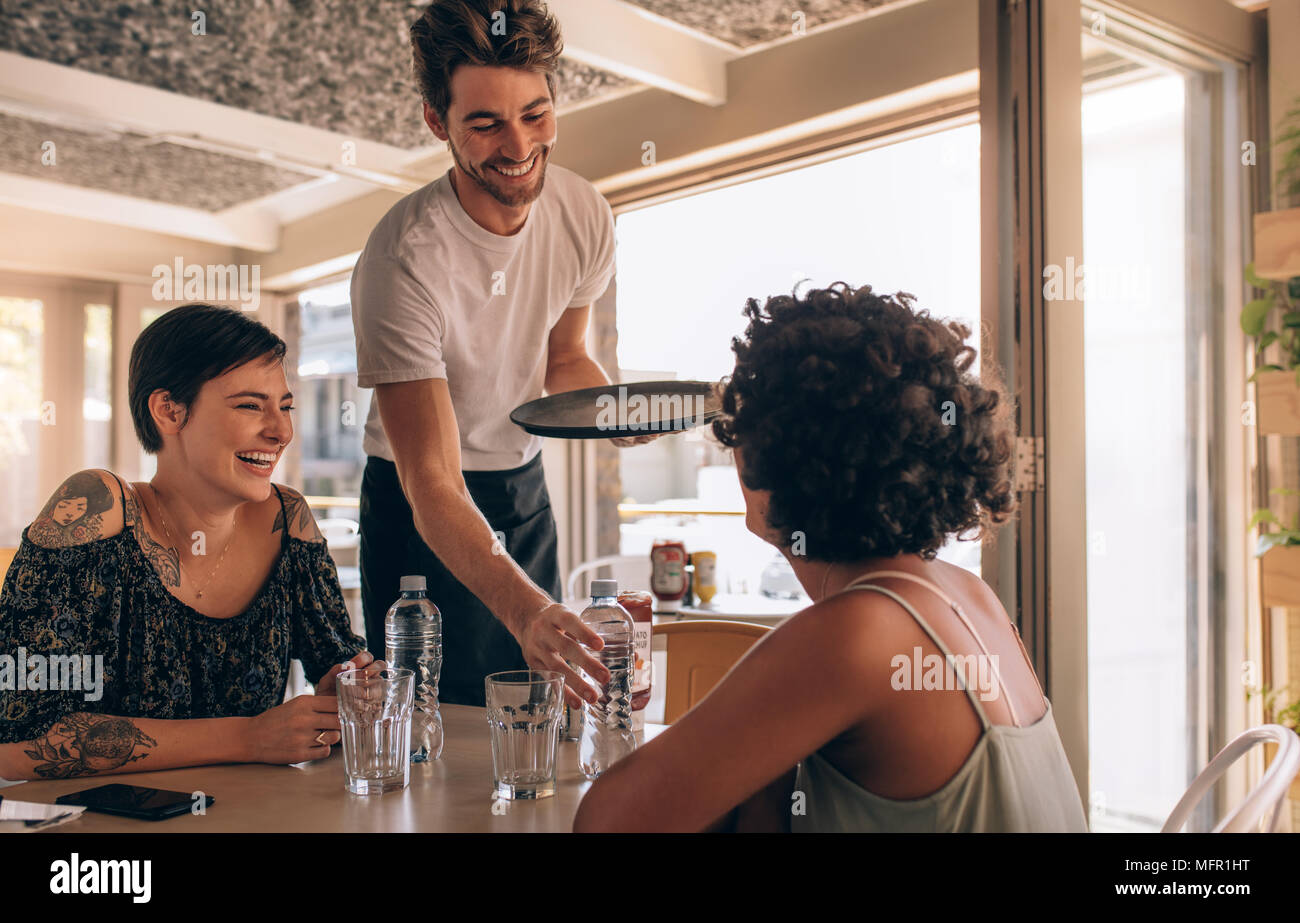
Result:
[711, 282, 1016, 562]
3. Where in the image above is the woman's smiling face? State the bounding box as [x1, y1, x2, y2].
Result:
[162, 355, 294, 503]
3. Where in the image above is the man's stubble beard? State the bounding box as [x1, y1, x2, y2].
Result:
[447, 138, 549, 208]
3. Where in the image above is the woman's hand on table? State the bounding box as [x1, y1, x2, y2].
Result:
[245, 694, 344, 764]
[516, 603, 610, 710]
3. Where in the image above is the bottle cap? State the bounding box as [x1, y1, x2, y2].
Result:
[400, 575, 427, 592]
[591, 578, 619, 597]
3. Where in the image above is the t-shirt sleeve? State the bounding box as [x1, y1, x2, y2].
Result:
[0, 539, 122, 744]
[288, 542, 368, 686]
[568, 192, 617, 309]
[352, 250, 449, 388]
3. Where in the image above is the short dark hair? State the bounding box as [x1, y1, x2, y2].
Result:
[711, 282, 1017, 562]
[411, 0, 562, 124]
[128, 303, 287, 454]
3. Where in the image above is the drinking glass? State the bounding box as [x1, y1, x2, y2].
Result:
[485, 670, 565, 800]
[338, 667, 415, 795]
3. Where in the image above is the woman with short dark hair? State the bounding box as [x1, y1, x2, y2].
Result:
[0, 303, 372, 780]
[575, 283, 1089, 832]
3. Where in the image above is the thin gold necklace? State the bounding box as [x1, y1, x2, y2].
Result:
[151, 486, 236, 599]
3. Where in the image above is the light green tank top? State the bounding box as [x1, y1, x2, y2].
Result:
[792, 572, 1089, 833]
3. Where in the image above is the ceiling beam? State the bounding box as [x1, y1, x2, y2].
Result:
[0, 52, 433, 190]
[0, 171, 279, 250]
[547, 0, 738, 106]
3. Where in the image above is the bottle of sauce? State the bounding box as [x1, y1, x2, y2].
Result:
[619, 590, 654, 733]
[650, 539, 688, 613]
[692, 551, 718, 605]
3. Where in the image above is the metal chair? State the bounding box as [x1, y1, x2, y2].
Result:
[1162, 724, 1300, 833]
[656, 619, 770, 724]
[565, 554, 648, 601]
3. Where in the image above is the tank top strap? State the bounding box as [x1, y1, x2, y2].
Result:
[270, 483, 289, 551]
[846, 571, 1023, 725]
[839, 582, 993, 731]
[107, 471, 134, 526]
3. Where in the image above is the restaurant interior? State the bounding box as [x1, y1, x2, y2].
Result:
[1, 0, 1299, 841]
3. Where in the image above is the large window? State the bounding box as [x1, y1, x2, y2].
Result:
[296, 279, 369, 500]
[613, 122, 983, 593]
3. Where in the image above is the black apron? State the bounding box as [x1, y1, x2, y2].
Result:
[359, 452, 562, 707]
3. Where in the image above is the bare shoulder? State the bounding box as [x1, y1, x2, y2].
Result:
[27, 469, 126, 548]
[269, 484, 324, 543]
[765, 590, 916, 706]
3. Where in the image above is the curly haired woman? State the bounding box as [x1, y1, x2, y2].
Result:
[575, 282, 1088, 832]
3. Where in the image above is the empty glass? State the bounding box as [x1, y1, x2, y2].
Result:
[485, 670, 565, 800]
[338, 667, 415, 795]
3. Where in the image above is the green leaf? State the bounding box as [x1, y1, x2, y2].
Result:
[1246, 262, 1271, 289]
[1270, 487, 1300, 497]
[1248, 364, 1284, 382]
[1250, 508, 1281, 528]
[1242, 297, 1275, 335]
[1258, 331, 1280, 353]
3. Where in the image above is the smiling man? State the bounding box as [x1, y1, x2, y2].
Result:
[351, 0, 657, 710]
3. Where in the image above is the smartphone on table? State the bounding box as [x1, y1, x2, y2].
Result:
[55, 784, 214, 821]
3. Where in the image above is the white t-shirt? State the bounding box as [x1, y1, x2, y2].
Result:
[351, 164, 616, 470]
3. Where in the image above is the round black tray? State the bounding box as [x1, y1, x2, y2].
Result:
[510, 380, 721, 439]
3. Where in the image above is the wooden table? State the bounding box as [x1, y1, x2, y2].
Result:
[8, 705, 665, 833]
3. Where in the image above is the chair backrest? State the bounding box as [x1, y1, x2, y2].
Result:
[565, 555, 649, 601]
[0, 547, 16, 585]
[657, 619, 770, 724]
[1162, 724, 1300, 833]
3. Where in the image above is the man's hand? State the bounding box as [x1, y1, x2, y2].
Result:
[609, 432, 665, 448]
[515, 603, 612, 709]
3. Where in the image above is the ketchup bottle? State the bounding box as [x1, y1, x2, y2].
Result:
[619, 590, 654, 732]
[650, 539, 688, 613]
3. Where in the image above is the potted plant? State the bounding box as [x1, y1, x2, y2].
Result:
[1254, 97, 1300, 280]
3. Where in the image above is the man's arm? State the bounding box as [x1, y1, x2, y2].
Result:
[545, 305, 660, 448]
[544, 304, 610, 394]
[375, 378, 609, 708]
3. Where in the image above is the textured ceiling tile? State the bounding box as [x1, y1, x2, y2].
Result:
[624, 0, 901, 47]
[0, 112, 316, 211]
[0, 0, 633, 150]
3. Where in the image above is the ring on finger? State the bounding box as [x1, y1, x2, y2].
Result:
[314, 731, 329, 746]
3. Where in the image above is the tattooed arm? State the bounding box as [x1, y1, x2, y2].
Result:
[270, 484, 325, 543]
[27, 469, 124, 549]
[0, 712, 252, 781]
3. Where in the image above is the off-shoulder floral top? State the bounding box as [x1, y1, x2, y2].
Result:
[0, 477, 366, 744]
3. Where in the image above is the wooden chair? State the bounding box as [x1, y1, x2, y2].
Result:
[0, 547, 16, 585]
[657, 619, 770, 724]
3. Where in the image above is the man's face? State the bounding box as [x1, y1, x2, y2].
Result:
[427, 65, 556, 209]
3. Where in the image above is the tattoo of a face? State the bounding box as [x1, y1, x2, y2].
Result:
[126, 492, 181, 588]
[272, 490, 323, 542]
[29, 472, 114, 547]
[23, 714, 158, 778]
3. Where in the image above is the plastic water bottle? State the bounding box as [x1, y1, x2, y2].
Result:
[578, 579, 637, 779]
[384, 575, 443, 762]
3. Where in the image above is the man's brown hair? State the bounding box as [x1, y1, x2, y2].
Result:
[411, 0, 563, 123]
